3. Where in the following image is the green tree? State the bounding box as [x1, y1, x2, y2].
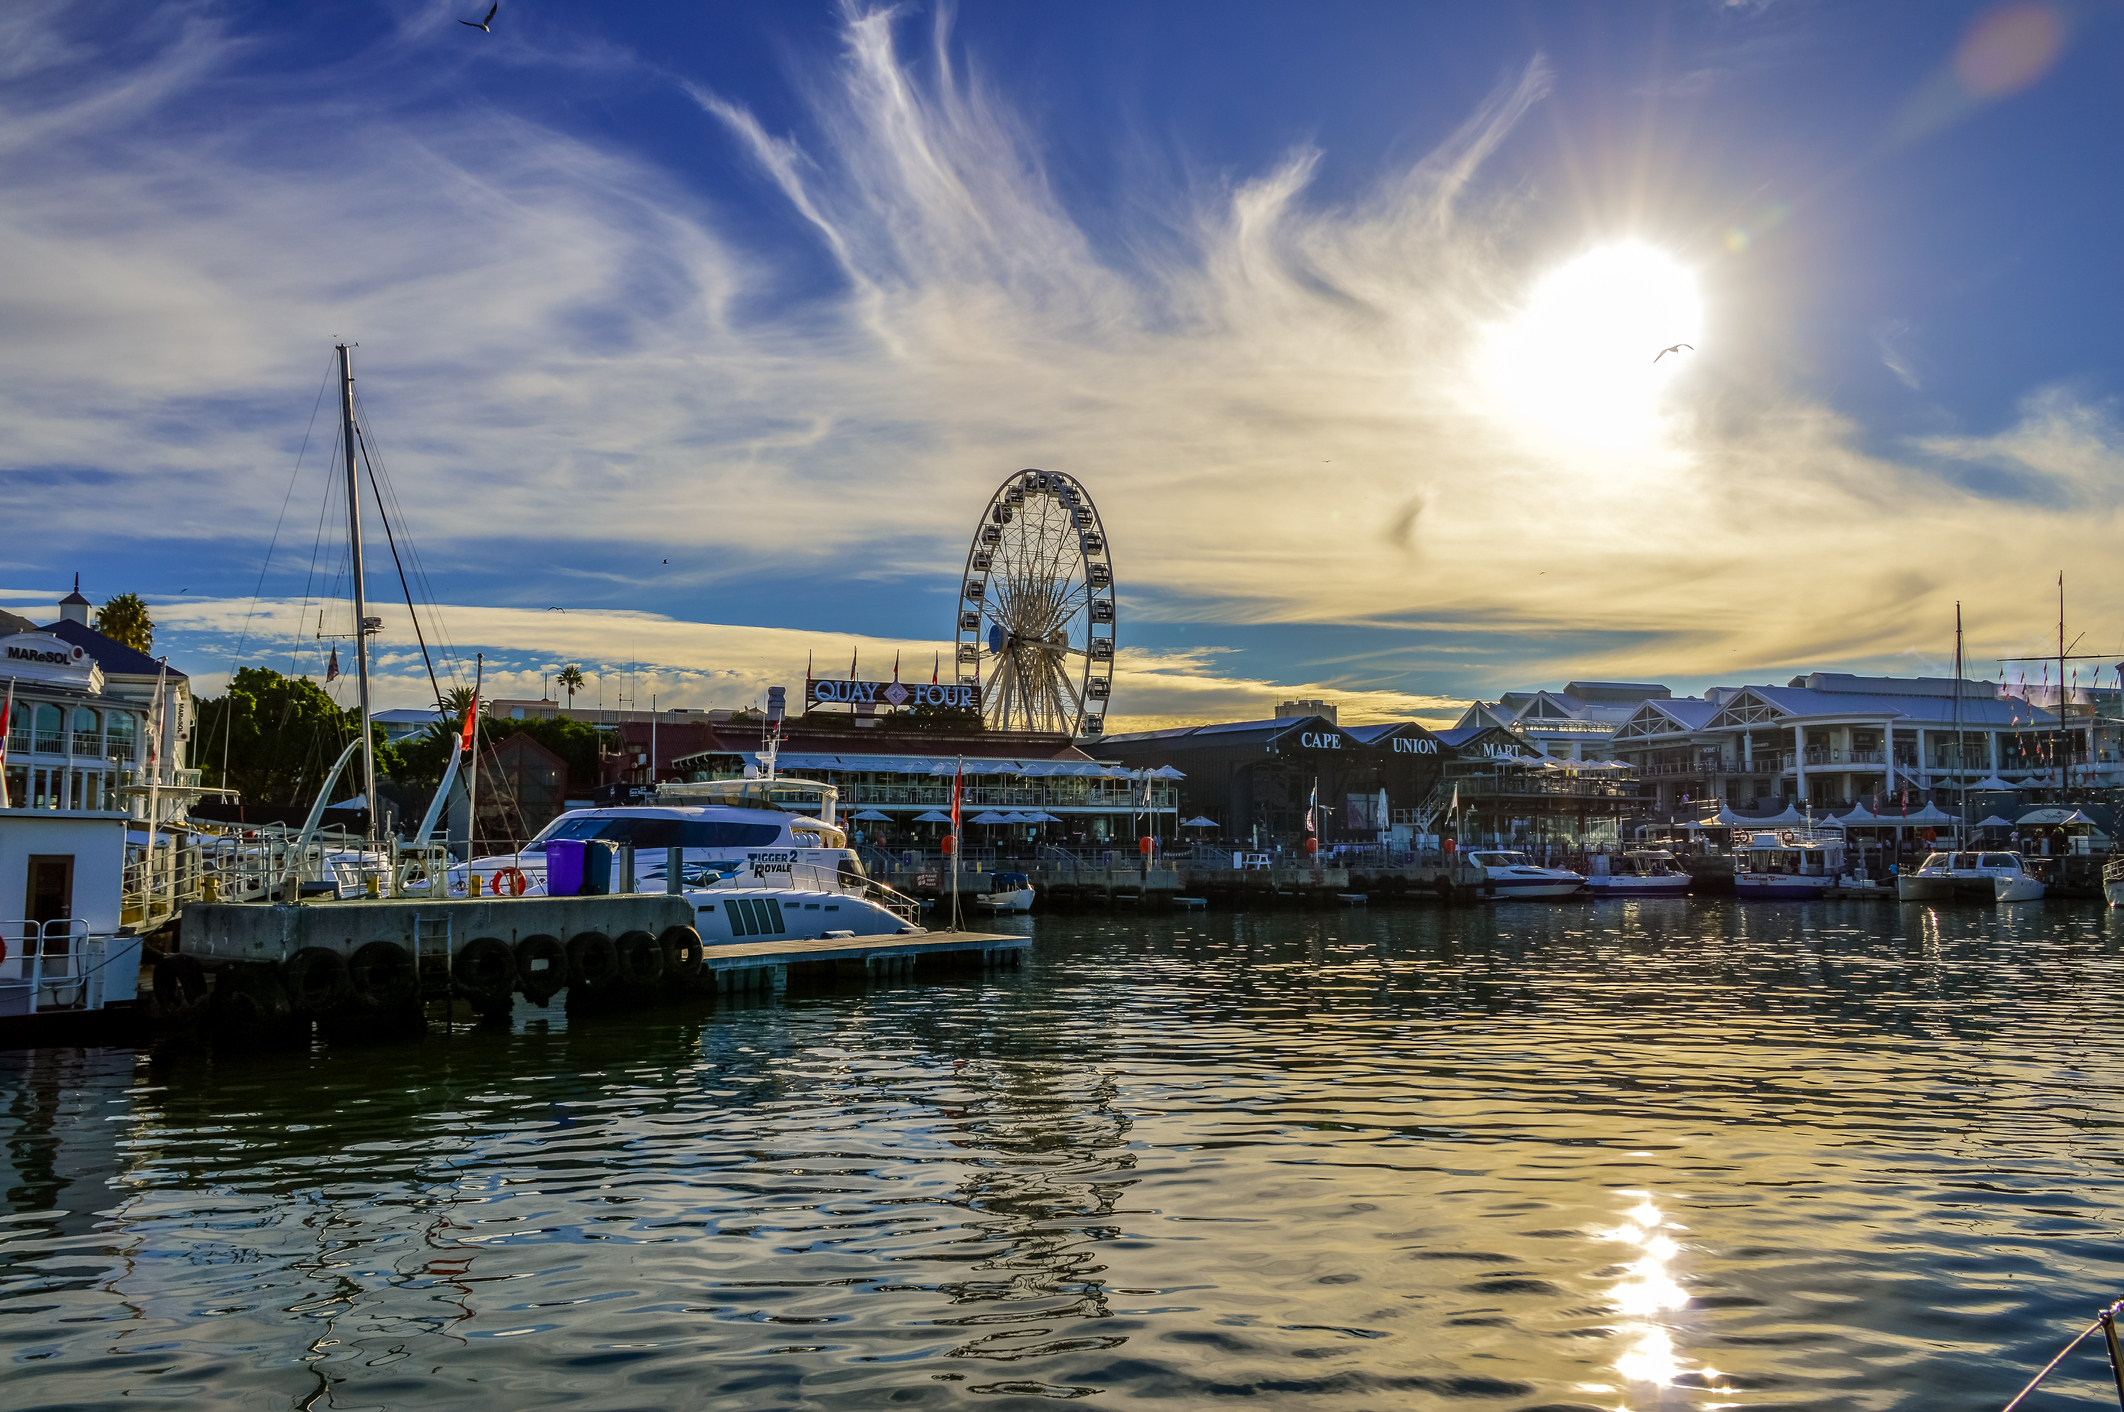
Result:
[194, 666, 402, 805]
[438, 684, 479, 719]
[95, 593, 154, 653]
[556, 664, 585, 708]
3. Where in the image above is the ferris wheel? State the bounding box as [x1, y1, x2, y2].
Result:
[955, 469, 1115, 737]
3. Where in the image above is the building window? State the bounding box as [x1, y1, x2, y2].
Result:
[72, 706, 101, 757]
[107, 712, 138, 760]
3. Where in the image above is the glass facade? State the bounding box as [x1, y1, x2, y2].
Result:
[3, 693, 141, 811]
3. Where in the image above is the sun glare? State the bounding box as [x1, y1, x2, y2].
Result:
[1477, 243, 1702, 452]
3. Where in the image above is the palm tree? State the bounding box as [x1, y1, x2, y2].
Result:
[94, 593, 154, 652]
[556, 664, 585, 710]
[437, 685, 479, 720]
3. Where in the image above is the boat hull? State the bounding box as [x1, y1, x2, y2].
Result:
[1993, 875, 2045, 902]
[1736, 874, 1829, 901]
[976, 887, 1036, 914]
[1896, 876, 1955, 901]
[1581, 876, 1692, 899]
[2108, 880, 2124, 909]
[1484, 879, 1584, 899]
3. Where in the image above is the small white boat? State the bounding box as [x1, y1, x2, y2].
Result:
[1581, 849, 1692, 899]
[975, 872, 1035, 914]
[2106, 858, 2124, 908]
[1896, 850, 2042, 903]
[1466, 850, 1584, 899]
[1735, 831, 1841, 901]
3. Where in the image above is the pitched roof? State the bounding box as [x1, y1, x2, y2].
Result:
[38, 618, 184, 679]
[0, 607, 35, 636]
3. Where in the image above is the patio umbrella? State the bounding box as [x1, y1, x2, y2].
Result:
[914, 809, 952, 823]
[851, 809, 891, 821]
[970, 811, 1009, 825]
[1182, 816, 1219, 827]
[1976, 815, 2015, 829]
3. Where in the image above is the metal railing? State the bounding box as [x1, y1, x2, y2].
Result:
[0, 919, 137, 1013]
[1998, 1297, 2124, 1411]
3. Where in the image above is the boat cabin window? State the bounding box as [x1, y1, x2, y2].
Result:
[1978, 853, 2019, 869]
[1919, 853, 1954, 869]
[836, 850, 867, 886]
[1473, 851, 1532, 867]
[523, 816, 784, 852]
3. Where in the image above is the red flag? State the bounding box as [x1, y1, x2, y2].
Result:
[893, 651, 900, 683]
[951, 760, 963, 835]
[849, 649, 858, 681]
[460, 696, 478, 753]
[931, 651, 938, 685]
[325, 646, 340, 683]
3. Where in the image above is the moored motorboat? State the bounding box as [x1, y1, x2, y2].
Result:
[2104, 857, 2124, 908]
[454, 776, 921, 940]
[1734, 831, 1840, 900]
[1465, 849, 1585, 899]
[975, 871, 1035, 913]
[1581, 849, 1692, 898]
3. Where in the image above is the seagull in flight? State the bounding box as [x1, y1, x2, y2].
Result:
[461, 3, 497, 31]
[547, 606, 564, 612]
[1655, 343, 1694, 362]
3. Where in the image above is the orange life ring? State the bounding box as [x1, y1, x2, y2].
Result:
[1779, 830, 1796, 845]
[492, 866, 530, 897]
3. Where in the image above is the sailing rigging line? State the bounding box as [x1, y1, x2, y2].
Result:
[209, 353, 338, 788]
[354, 422, 445, 714]
[349, 385, 466, 694]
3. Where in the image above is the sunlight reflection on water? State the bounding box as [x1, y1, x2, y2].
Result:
[5, 900, 2124, 1410]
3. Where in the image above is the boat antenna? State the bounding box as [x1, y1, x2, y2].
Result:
[337, 342, 379, 846]
[1954, 601, 1963, 847]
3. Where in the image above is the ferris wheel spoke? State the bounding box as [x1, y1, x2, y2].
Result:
[960, 470, 1111, 738]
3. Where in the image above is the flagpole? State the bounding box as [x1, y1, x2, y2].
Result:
[0, 676, 14, 808]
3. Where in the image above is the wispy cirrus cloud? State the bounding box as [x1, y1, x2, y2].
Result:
[2, 0, 2121, 721]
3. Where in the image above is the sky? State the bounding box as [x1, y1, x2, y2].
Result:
[5, 0, 2124, 728]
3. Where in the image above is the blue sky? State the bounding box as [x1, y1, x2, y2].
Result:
[4, 0, 2122, 725]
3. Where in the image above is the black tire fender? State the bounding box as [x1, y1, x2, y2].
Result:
[614, 929, 664, 987]
[347, 941, 417, 1009]
[452, 936, 517, 1003]
[658, 926, 704, 984]
[514, 933, 569, 1003]
[566, 931, 617, 990]
[153, 952, 210, 1016]
[281, 946, 353, 1016]
[211, 965, 294, 1041]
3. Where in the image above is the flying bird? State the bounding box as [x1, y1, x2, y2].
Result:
[1654, 343, 1694, 362]
[461, 3, 497, 31]
[547, 606, 564, 612]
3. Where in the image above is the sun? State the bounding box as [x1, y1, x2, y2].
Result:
[1476, 242, 1703, 452]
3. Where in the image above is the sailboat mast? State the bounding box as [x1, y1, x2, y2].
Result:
[1953, 602, 1962, 842]
[2058, 571, 2067, 797]
[338, 343, 379, 841]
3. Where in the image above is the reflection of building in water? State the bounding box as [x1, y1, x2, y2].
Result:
[0, 1047, 138, 1236]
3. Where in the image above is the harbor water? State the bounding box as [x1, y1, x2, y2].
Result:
[6, 900, 2124, 1410]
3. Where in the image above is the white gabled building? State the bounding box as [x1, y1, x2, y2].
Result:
[1611, 671, 2113, 815]
[1448, 682, 1672, 762]
[0, 581, 194, 823]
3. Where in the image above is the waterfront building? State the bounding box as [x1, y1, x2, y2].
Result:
[1101, 715, 1440, 846]
[1447, 682, 1672, 761]
[372, 707, 447, 742]
[1, 583, 194, 822]
[658, 719, 1176, 848]
[1609, 671, 2110, 816]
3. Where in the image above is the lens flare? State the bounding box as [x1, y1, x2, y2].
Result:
[1956, 3, 2065, 98]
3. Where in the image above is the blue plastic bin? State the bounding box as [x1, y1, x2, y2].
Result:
[546, 838, 588, 896]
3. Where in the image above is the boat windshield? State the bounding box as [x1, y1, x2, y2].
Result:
[1918, 853, 1955, 870]
[524, 815, 785, 852]
[1474, 852, 1533, 867]
[1978, 853, 2020, 869]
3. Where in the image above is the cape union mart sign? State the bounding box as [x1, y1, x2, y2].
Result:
[808, 679, 981, 711]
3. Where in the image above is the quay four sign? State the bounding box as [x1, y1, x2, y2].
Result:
[809, 679, 981, 711]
